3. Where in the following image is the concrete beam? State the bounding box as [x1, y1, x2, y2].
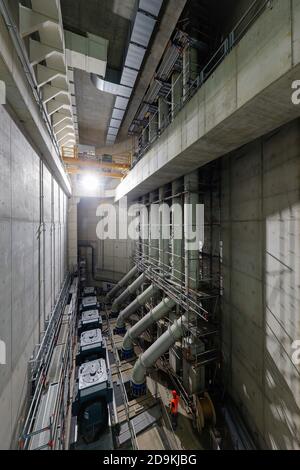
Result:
[19, 5, 59, 37]
[37, 64, 66, 88]
[31, 0, 60, 21]
[56, 127, 75, 141]
[52, 110, 72, 127]
[59, 135, 76, 147]
[54, 119, 74, 134]
[47, 96, 71, 116]
[29, 39, 63, 66]
[42, 85, 69, 104]
[57, 131, 75, 143]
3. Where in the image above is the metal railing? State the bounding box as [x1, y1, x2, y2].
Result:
[133, 0, 271, 164]
[104, 306, 139, 450]
[20, 274, 72, 449]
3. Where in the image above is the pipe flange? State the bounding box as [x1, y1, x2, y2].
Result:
[122, 348, 134, 360]
[114, 326, 126, 335]
[131, 381, 146, 397]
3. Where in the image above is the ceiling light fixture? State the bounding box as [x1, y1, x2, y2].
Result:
[80, 174, 101, 191]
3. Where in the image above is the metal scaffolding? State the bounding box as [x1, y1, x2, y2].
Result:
[133, 161, 222, 398]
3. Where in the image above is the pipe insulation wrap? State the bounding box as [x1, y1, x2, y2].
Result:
[111, 273, 146, 313]
[132, 314, 188, 385]
[116, 285, 159, 329]
[106, 265, 138, 301]
[123, 297, 176, 352]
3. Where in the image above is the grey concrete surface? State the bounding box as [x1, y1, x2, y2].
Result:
[77, 197, 135, 283]
[221, 119, 300, 449]
[0, 105, 68, 449]
[0, 10, 71, 195]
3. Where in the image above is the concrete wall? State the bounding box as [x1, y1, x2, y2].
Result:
[0, 105, 68, 449]
[221, 119, 300, 449]
[212, 0, 264, 40]
[77, 197, 135, 283]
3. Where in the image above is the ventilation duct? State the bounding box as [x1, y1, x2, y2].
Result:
[91, 0, 164, 145]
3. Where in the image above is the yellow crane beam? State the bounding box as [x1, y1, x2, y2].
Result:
[63, 156, 130, 171]
[66, 167, 124, 179]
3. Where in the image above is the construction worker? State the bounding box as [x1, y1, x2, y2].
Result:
[169, 390, 179, 430]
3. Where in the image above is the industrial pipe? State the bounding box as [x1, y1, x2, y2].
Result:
[122, 297, 176, 359]
[171, 179, 183, 283]
[115, 285, 159, 335]
[131, 313, 188, 396]
[105, 265, 138, 302]
[111, 273, 146, 315]
[184, 172, 200, 292]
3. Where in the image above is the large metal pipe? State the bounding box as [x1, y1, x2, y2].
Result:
[149, 192, 159, 264]
[122, 297, 176, 358]
[159, 186, 170, 276]
[141, 195, 149, 261]
[184, 172, 200, 292]
[105, 265, 138, 302]
[111, 273, 145, 314]
[131, 313, 188, 396]
[115, 285, 159, 334]
[171, 179, 183, 284]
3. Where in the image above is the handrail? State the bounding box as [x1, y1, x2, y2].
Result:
[21, 274, 72, 448]
[104, 306, 139, 450]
